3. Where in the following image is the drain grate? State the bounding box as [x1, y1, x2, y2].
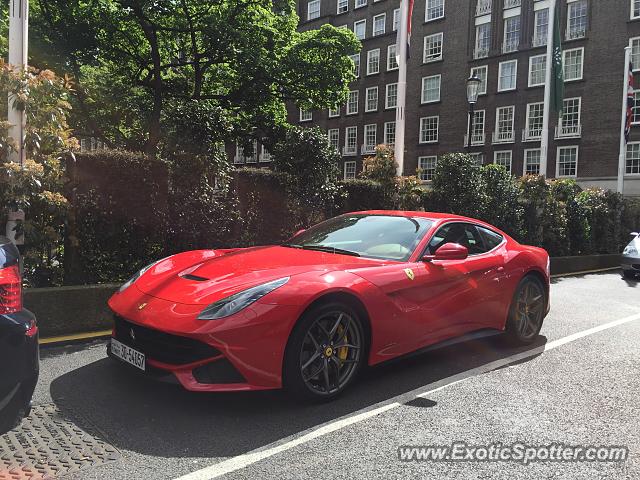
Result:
[0, 403, 120, 480]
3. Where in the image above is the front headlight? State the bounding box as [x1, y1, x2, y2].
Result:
[197, 277, 289, 320]
[118, 258, 165, 293]
[623, 245, 638, 256]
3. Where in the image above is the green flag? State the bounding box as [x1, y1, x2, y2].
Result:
[551, 2, 564, 114]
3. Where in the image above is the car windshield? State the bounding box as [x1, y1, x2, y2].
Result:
[284, 214, 433, 261]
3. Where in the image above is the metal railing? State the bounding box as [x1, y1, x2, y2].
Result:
[502, 39, 519, 54]
[492, 130, 515, 144]
[504, 0, 521, 8]
[473, 47, 489, 59]
[555, 124, 582, 139]
[566, 26, 586, 41]
[532, 35, 547, 47]
[343, 145, 357, 156]
[361, 144, 376, 155]
[476, 0, 491, 16]
[522, 128, 542, 142]
[464, 133, 486, 146]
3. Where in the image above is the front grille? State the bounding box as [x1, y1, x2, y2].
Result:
[633, 264, 640, 270]
[192, 359, 246, 384]
[113, 316, 220, 365]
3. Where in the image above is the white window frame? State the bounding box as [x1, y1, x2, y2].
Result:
[419, 116, 440, 144]
[344, 126, 358, 156]
[566, 0, 587, 40]
[494, 150, 513, 173]
[421, 74, 441, 104]
[563, 47, 584, 82]
[393, 8, 400, 31]
[474, 21, 491, 59]
[625, 142, 640, 174]
[329, 106, 340, 118]
[346, 90, 359, 115]
[367, 49, 380, 75]
[355, 0, 367, 8]
[344, 161, 357, 179]
[300, 108, 312, 122]
[633, 0, 640, 20]
[384, 121, 396, 146]
[528, 54, 546, 87]
[503, 15, 521, 53]
[498, 60, 518, 92]
[533, 8, 549, 47]
[418, 156, 438, 181]
[557, 96, 582, 137]
[524, 148, 542, 176]
[387, 44, 399, 70]
[494, 105, 515, 143]
[365, 86, 379, 112]
[525, 102, 544, 140]
[425, 0, 445, 22]
[354, 19, 366, 40]
[470, 66, 488, 95]
[556, 145, 579, 178]
[423, 32, 444, 63]
[468, 109, 485, 145]
[307, 0, 321, 20]
[363, 124, 377, 150]
[632, 89, 640, 125]
[385, 83, 398, 109]
[373, 13, 386, 36]
[337, 0, 348, 14]
[350, 53, 360, 77]
[328, 128, 340, 151]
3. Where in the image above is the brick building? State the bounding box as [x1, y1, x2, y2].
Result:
[277, 0, 640, 196]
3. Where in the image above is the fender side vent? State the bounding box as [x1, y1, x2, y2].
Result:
[182, 274, 209, 281]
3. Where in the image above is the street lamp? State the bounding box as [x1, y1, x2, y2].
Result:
[466, 75, 482, 150]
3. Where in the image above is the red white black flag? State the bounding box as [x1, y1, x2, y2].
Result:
[626, 62, 635, 143]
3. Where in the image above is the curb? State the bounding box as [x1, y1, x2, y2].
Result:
[550, 266, 621, 279]
[39, 329, 112, 347]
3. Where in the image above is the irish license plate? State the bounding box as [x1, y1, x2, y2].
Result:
[111, 338, 146, 371]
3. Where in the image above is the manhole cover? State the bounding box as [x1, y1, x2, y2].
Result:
[0, 403, 120, 479]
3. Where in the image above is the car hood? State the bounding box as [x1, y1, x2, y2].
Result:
[134, 246, 388, 305]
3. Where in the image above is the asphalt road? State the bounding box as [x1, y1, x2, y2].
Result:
[27, 271, 640, 479]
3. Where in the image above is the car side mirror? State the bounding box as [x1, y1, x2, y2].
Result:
[290, 229, 306, 240]
[631, 232, 639, 238]
[422, 243, 469, 262]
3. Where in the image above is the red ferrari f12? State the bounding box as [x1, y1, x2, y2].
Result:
[108, 211, 550, 400]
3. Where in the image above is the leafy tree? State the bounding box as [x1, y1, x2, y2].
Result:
[31, 0, 360, 155]
[430, 153, 487, 219]
[481, 164, 524, 239]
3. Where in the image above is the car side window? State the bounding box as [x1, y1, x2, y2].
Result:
[476, 226, 504, 251]
[426, 223, 486, 256]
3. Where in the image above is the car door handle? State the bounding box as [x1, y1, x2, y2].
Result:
[497, 267, 505, 272]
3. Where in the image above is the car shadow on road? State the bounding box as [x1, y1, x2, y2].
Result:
[49, 334, 546, 459]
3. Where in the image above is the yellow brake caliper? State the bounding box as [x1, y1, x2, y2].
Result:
[337, 325, 348, 362]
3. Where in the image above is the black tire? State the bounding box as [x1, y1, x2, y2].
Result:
[622, 270, 637, 280]
[283, 302, 366, 402]
[0, 387, 27, 435]
[504, 275, 546, 346]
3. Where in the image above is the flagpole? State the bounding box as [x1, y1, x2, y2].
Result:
[394, 0, 408, 177]
[617, 46, 632, 194]
[540, 0, 556, 178]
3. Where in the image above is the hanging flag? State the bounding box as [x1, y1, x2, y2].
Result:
[395, 0, 414, 61]
[550, 0, 564, 114]
[625, 62, 635, 143]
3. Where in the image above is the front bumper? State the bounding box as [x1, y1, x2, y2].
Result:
[621, 254, 640, 272]
[107, 288, 302, 392]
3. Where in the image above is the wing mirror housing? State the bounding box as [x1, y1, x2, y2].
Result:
[630, 232, 639, 238]
[422, 243, 469, 262]
[289, 229, 306, 240]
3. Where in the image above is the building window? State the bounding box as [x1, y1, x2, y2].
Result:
[367, 49, 380, 75]
[384, 121, 396, 146]
[557, 97, 581, 137]
[423, 32, 443, 63]
[524, 149, 541, 175]
[525, 102, 544, 140]
[494, 105, 515, 143]
[363, 124, 377, 152]
[373, 13, 386, 36]
[387, 44, 399, 70]
[365, 86, 379, 112]
[344, 161, 357, 179]
[470, 66, 488, 95]
[528, 55, 546, 87]
[418, 156, 437, 181]
[632, 90, 640, 124]
[468, 109, 485, 145]
[421, 75, 441, 104]
[355, 0, 367, 8]
[328, 128, 340, 151]
[498, 60, 518, 91]
[346, 90, 359, 115]
[393, 8, 400, 31]
[633, 0, 640, 19]
[385, 83, 398, 109]
[494, 151, 513, 173]
[563, 48, 584, 81]
[475, 22, 491, 59]
[567, 0, 587, 40]
[557, 146, 578, 177]
[300, 108, 312, 122]
[626, 142, 640, 174]
[471, 153, 485, 166]
[354, 19, 366, 40]
[533, 8, 549, 47]
[503, 15, 520, 53]
[344, 126, 358, 155]
[307, 0, 320, 20]
[329, 106, 340, 117]
[425, 0, 445, 21]
[350, 54, 360, 77]
[419, 116, 439, 143]
[337, 0, 348, 14]
[631, 38, 640, 72]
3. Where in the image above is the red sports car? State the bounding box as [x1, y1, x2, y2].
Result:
[107, 211, 550, 400]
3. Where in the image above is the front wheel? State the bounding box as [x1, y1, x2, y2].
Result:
[284, 302, 365, 402]
[504, 275, 546, 345]
[622, 269, 637, 280]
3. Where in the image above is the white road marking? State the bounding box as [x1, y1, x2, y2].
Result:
[174, 312, 640, 480]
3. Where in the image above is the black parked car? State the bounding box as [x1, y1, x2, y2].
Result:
[0, 236, 38, 435]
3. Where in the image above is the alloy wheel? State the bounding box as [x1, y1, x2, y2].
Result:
[515, 281, 545, 340]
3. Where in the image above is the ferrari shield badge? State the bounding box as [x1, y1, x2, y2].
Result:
[138, 302, 148, 311]
[404, 268, 415, 281]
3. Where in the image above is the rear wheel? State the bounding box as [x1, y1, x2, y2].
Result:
[284, 302, 365, 401]
[504, 275, 546, 345]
